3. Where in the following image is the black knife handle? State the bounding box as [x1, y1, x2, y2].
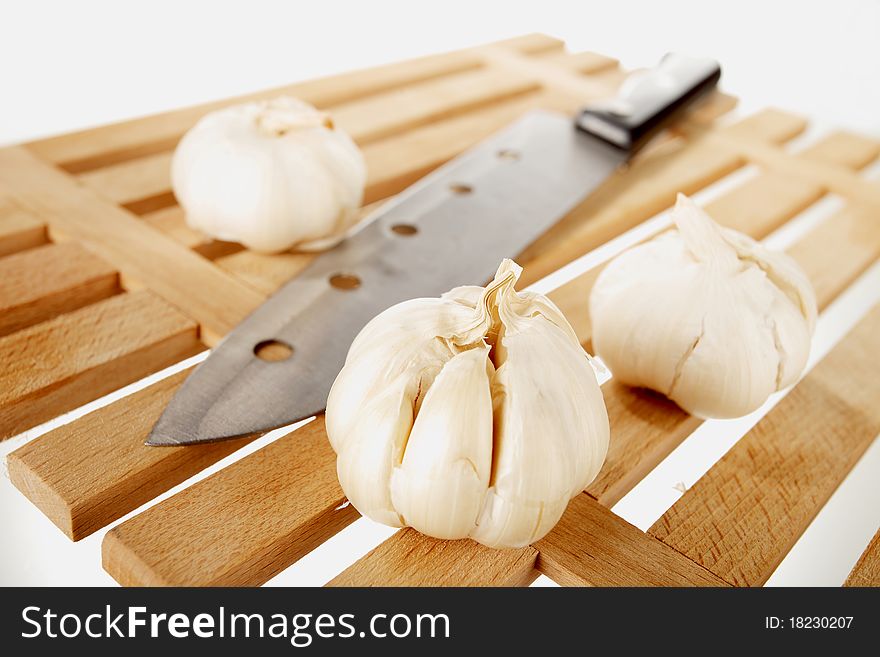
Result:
[576, 53, 721, 153]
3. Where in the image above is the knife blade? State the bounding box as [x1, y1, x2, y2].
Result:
[147, 53, 720, 446]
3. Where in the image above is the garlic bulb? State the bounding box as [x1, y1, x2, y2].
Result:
[326, 260, 609, 549]
[171, 96, 366, 253]
[590, 194, 817, 419]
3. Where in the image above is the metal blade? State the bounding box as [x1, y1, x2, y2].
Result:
[147, 110, 626, 445]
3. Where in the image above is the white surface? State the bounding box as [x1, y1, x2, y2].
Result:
[1, 0, 878, 145]
[1, 0, 879, 586]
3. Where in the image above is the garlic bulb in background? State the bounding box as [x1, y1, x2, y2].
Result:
[171, 96, 366, 253]
[326, 260, 609, 549]
[590, 194, 817, 419]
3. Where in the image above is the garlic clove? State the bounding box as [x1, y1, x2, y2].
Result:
[335, 374, 416, 527]
[471, 321, 609, 548]
[720, 226, 818, 332]
[591, 253, 708, 396]
[667, 278, 780, 419]
[390, 346, 494, 539]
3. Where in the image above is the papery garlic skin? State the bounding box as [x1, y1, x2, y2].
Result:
[171, 96, 366, 253]
[326, 260, 609, 548]
[590, 194, 817, 419]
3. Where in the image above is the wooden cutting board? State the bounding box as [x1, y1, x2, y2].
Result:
[2, 34, 879, 587]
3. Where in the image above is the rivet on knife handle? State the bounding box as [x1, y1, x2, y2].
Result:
[576, 53, 721, 153]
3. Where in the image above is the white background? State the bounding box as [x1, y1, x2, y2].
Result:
[1, 0, 879, 586]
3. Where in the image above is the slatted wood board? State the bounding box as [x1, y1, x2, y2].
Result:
[2, 34, 879, 587]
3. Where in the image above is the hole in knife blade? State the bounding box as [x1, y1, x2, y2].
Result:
[329, 273, 361, 290]
[254, 339, 294, 362]
[390, 223, 418, 236]
[496, 149, 520, 160]
[449, 183, 473, 195]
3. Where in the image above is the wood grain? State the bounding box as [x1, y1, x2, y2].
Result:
[650, 305, 880, 586]
[329, 531, 539, 587]
[29, 34, 562, 172]
[140, 206, 242, 259]
[845, 530, 880, 587]
[787, 204, 880, 305]
[723, 107, 808, 144]
[0, 241, 120, 336]
[7, 369, 253, 540]
[0, 197, 47, 256]
[102, 417, 359, 586]
[539, 50, 619, 74]
[0, 291, 201, 440]
[697, 128, 880, 209]
[0, 146, 265, 344]
[76, 67, 543, 208]
[534, 494, 727, 586]
[78, 155, 176, 210]
[799, 131, 880, 170]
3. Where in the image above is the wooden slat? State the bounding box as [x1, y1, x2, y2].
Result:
[534, 494, 727, 586]
[0, 146, 265, 345]
[799, 131, 880, 170]
[77, 66, 544, 208]
[724, 107, 808, 144]
[845, 530, 880, 586]
[539, 50, 619, 74]
[0, 291, 201, 440]
[140, 206, 242, 259]
[331, 66, 538, 146]
[102, 417, 359, 586]
[0, 198, 47, 256]
[788, 204, 880, 305]
[0, 242, 120, 337]
[587, 383, 698, 507]
[328, 531, 539, 587]
[330, 494, 724, 587]
[28, 34, 562, 172]
[216, 250, 317, 296]
[139, 206, 203, 249]
[77, 156, 175, 210]
[649, 305, 880, 586]
[696, 128, 880, 209]
[7, 369, 253, 540]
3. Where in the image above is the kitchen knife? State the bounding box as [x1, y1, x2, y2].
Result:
[147, 53, 720, 446]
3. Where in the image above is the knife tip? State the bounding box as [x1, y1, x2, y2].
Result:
[144, 434, 182, 447]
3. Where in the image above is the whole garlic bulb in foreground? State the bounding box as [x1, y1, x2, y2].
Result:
[590, 194, 817, 419]
[171, 96, 366, 253]
[326, 260, 609, 549]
